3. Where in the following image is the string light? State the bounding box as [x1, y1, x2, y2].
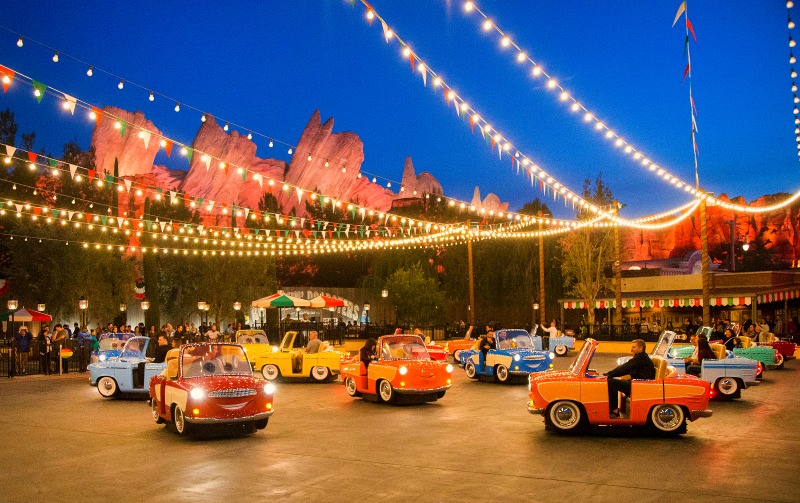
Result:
[16, 36, 23, 47]
[148, 91, 154, 101]
[118, 79, 124, 90]
[86, 66, 93, 77]
[174, 102, 180, 112]
[52, 51, 59, 63]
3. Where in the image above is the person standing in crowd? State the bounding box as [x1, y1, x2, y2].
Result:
[37, 326, 51, 374]
[50, 324, 68, 373]
[153, 335, 170, 363]
[76, 326, 92, 372]
[14, 326, 32, 375]
[205, 324, 221, 341]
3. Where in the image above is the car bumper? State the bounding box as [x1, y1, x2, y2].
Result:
[691, 409, 713, 419]
[185, 410, 274, 425]
[395, 385, 450, 395]
[528, 403, 545, 415]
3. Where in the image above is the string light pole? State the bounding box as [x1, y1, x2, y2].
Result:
[538, 211, 546, 327]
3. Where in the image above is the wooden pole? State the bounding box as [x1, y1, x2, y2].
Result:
[467, 229, 476, 327]
[701, 197, 711, 323]
[613, 201, 623, 326]
[538, 211, 546, 326]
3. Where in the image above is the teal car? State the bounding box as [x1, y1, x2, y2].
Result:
[671, 327, 778, 377]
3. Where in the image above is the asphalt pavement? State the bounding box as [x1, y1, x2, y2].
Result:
[1, 352, 798, 502]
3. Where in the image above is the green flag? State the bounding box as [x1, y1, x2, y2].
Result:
[32, 80, 46, 103]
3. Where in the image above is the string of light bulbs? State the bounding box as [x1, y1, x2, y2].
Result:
[460, 0, 699, 194]
[1, 28, 539, 217]
[788, 1, 800, 158]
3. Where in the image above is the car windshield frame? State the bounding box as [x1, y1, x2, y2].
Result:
[119, 336, 149, 360]
[651, 331, 676, 358]
[569, 340, 596, 376]
[496, 330, 534, 350]
[179, 343, 253, 379]
[379, 335, 431, 361]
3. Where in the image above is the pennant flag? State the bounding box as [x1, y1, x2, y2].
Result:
[69, 163, 78, 179]
[50, 209, 58, 218]
[105, 173, 114, 184]
[169, 190, 177, 202]
[140, 131, 151, 149]
[5, 145, 15, 158]
[91, 106, 104, 122]
[380, 19, 391, 43]
[32, 80, 46, 103]
[48, 158, 57, 168]
[163, 139, 173, 157]
[119, 122, 127, 138]
[409, 53, 415, 73]
[254, 173, 263, 188]
[240, 169, 246, 182]
[0, 65, 14, 93]
[672, 1, 686, 27]
[124, 179, 132, 192]
[420, 64, 427, 86]
[186, 148, 193, 163]
[67, 211, 75, 221]
[62, 94, 77, 115]
[100, 215, 108, 225]
[683, 35, 689, 58]
[686, 18, 696, 42]
[27, 151, 36, 163]
[296, 188, 304, 203]
[682, 63, 690, 81]
[201, 155, 211, 171]
[88, 169, 96, 180]
[469, 115, 475, 134]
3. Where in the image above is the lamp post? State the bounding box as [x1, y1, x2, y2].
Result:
[120, 303, 127, 313]
[381, 289, 388, 326]
[78, 296, 88, 330]
[729, 220, 737, 272]
[7, 299, 18, 339]
[37, 303, 45, 313]
[364, 302, 371, 324]
[141, 300, 150, 329]
[198, 301, 208, 326]
[532, 303, 540, 329]
[233, 301, 241, 336]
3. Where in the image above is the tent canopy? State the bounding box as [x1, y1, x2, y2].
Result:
[309, 295, 345, 308]
[1, 308, 52, 322]
[251, 294, 311, 308]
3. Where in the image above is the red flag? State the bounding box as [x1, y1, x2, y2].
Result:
[91, 106, 103, 120]
[0, 65, 13, 93]
[686, 18, 697, 42]
[491, 137, 495, 151]
[88, 169, 96, 179]
[27, 151, 36, 163]
[164, 140, 173, 157]
[469, 115, 474, 134]
[85, 213, 93, 223]
[682, 63, 691, 81]
[409, 53, 415, 73]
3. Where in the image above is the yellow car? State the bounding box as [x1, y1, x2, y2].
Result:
[235, 330, 273, 365]
[250, 331, 343, 382]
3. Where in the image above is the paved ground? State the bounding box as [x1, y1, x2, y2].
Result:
[1, 352, 798, 503]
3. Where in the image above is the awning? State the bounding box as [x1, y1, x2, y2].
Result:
[308, 295, 345, 308]
[757, 288, 800, 304]
[563, 297, 752, 309]
[0, 308, 53, 322]
[252, 294, 311, 308]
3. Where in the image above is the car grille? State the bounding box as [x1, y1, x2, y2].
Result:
[208, 388, 256, 398]
[523, 355, 545, 361]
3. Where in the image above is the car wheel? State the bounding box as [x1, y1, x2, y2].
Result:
[715, 377, 740, 399]
[173, 406, 193, 436]
[261, 364, 280, 381]
[345, 377, 361, 397]
[310, 366, 330, 382]
[496, 364, 510, 383]
[649, 404, 686, 434]
[453, 350, 463, 363]
[255, 419, 269, 430]
[378, 380, 394, 403]
[150, 398, 164, 424]
[465, 361, 477, 378]
[775, 352, 785, 368]
[554, 345, 568, 357]
[545, 400, 584, 432]
[96, 376, 118, 398]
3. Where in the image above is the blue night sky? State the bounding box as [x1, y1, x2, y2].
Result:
[0, 0, 794, 219]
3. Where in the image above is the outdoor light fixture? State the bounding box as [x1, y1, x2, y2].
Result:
[381, 289, 388, 298]
[7, 299, 18, 311]
[37, 303, 45, 312]
[233, 301, 241, 311]
[78, 296, 88, 310]
[743, 241, 750, 252]
[533, 303, 540, 310]
[120, 303, 127, 312]
[141, 301, 150, 311]
[198, 301, 206, 311]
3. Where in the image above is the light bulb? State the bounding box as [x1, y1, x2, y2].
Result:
[52, 51, 59, 62]
[16, 36, 23, 47]
[372, 177, 377, 183]
[174, 102, 180, 112]
[366, 10, 374, 20]
[247, 131, 252, 140]
[223, 123, 229, 131]
[792, 55, 797, 64]
[324, 161, 329, 167]
[269, 140, 274, 147]
[307, 155, 312, 161]
[149, 91, 154, 101]
[792, 37, 797, 48]
[791, 19, 796, 30]
[790, 1, 795, 8]
[794, 83, 798, 92]
[87, 66, 93, 76]
[464, 1, 474, 11]
[118, 80, 124, 90]
[201, 114, 206, 122]
[532, 66, 542, 76]
[483, 19, 492, 31]
[288, 147, 293, 154]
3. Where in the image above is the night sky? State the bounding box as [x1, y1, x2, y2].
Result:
[0, 0, 794, 219]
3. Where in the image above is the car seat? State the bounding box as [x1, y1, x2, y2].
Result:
[163, 349, 180, 379]
[710, 343, 727, 360]
[738, 336, 752, 349]
[650, 356, 668, 380]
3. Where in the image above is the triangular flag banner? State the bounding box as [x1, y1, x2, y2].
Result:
[27, 151, 36, 163]
[186, 148, 193, 163]
[48, 158, 57, 168]
[4, 145, 15, 160]
[100, 215, 108, 225]
[409, 53, 415, 73]
[119, 122, 127, 137]
[683, 35, 689, 58]
[686, 18, 696, 42]
[420, 65, 427, 86]
[62, 94, 77, 115]
[124, 179, 132, 192]
[32, 81, 46, 103]
[91, 106, 104, 122]
[202, 155, 211, 171]
[380, 19, 391, 43]
[67, 211, 75, 221]
[254, 174, 263, 188]
[672, 1, 686, 27]
[0, 65, 14, 93]
[682, 63, 691, 81]
[105, 173, 114, 184]
[163, 139, 173, 157]
[296, 188, 304, 203]
[241, 169, 246, 182]
[88, 169, 96, 180]
[69, 164, 78, 179]
[140, 131, 151, 150]
[51, 209, 59, 218]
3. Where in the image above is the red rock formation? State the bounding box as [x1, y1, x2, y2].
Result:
[470, 187, 509, 213]
[400, 157, 443, 196]
[91, 107, 162, 178]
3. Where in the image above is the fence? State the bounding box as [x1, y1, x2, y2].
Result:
[0, 338, 93, 377]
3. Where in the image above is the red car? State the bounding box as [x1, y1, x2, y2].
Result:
[149, 343, 275, 436]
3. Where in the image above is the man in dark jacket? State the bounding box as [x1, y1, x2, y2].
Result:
[604, 339, 655, 418]
[153, 335, 170, 363]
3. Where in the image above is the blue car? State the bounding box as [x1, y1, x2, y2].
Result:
[92, 332, 135, 363]
[529, 325, 576, 357]
[88, 336, 166, 398]
[459, 329, 554, 382]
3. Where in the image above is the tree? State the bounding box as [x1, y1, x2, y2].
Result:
[560, 174, 616, 326]
[385, 262, 446, 325]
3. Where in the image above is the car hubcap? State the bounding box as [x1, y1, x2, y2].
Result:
[552, 403, 578, 428]
[175, 409, 184, 432]
[654, 406, 681, 429]
[313, 367, 328, 380]
[151, 400, 159, 420]
[380, 382, 392, 401]
[556, 345, 566, 355]
[346, 378, 357, 395]
[466, 363, 475, 377]
[263, 365, 278, 380]
[498, 366, 508, 380]
[718, 378, 736, 394]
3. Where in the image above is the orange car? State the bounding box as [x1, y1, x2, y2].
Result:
[341, 335, 453, 403]
[528, 339, 712, 434]
[443, 327, 475, 361]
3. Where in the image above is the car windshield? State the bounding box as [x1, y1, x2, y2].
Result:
[497, 330, 533, 350]
[569, 342, 594, 375]
[119, 336, 148, 359]
[181, 344, 252, 378]
[651, 331, 675, 357]
[381, 336, 430, 360]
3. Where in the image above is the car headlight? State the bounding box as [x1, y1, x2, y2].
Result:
[189, 387, 205, 400]
[263, 383, 276, 395]
[271, 346, 279, 353]
[446, 364, 454, 373]
[99, 354, 107, 361]
[514, 354, 521, 362]
[549, 352, 555, 360]
[399, 366, 408, 375]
